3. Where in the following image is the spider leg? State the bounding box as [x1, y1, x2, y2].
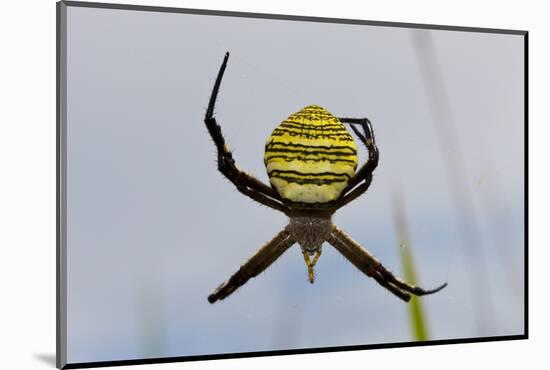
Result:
[333, 174, 373, 210]
[327, 225, 447, 302]
[208, 229, 295, 303]
[204, 52, 289, 214]
[335, 117, 379, 209]
[235, 184, 289, 214]
[326, 229, 410, 301]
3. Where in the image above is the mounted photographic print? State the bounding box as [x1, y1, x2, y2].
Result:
[57, 1, 527, 368]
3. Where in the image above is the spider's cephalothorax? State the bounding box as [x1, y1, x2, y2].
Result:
[203, 52, 447, 304]
[287, 216, 332, 283]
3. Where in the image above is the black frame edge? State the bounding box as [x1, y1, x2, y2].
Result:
[56, 1, 68, 369]
[523, 32, 529, 338]
[61, 0, 527, 35]
[62, 335, 527, 369]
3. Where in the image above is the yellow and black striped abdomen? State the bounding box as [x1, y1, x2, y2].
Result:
[264, 105, 358, 204]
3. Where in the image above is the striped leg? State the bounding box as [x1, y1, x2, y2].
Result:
[334, 174, 373, 210]
[336, 117, 379, 208]
[327, 225, 447, 301]
[204, 52, 289, 214]
[208, 229, 295, 303]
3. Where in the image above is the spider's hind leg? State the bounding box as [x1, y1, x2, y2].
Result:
[334, 117, 379, 209]
[203, 53, 290, 214]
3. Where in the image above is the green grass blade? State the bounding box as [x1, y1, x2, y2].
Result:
[392, 189, 430, 341]
[399, 241, 429, 341]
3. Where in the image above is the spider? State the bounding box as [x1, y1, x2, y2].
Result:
[204, 52, 447, 304]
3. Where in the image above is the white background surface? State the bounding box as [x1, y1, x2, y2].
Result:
[0, 0, 543, 369]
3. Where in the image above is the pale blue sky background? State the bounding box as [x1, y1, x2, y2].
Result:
[65, 5, 524, 364]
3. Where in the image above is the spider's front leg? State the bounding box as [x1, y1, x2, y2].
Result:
[208, 229, 295, 303]
[204, 52, 289, 215]
[327, 225, 447, 301]
[334, 117, 379, 209]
